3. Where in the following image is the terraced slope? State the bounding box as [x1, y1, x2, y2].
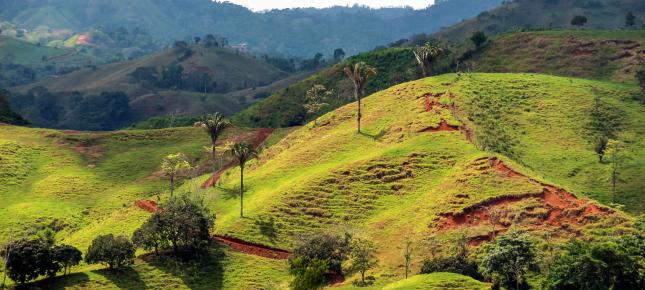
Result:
[202, 73, 642, 287]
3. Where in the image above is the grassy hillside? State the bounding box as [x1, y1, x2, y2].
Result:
[381, 273, 489, 290]
[205, 73, 642, 287]
[234, 29, 644, 128]
[469, 30, 645, 82]
[435, 0, 645, 42]
[2, 73, 642, 288]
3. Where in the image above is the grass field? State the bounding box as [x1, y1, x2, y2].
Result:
[1, 73, 642, 288]
[381, 273, 489, 290]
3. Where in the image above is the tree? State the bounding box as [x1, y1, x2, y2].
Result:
[132, 215, 167, 255]
[626, 12, 636, 27]
[344, 62, 377, 133]
[291, 232, 352, 275]
[594, 136, 608, 162]
[412, 42, 444, 77]
[333, 48, 346, 62]
[199, 113, 231, 186]
[85, 234, 135, 270]
[161, 153, 192, 196]
[637, 68, 645, 104]
[605, 139, 630, 203]
[289, 257, 329, 290]
[155, 195, 214, 255]
[479, 232, 537, 290]
[470, 31, 488, 49]
[3, 239, 59, 285]
[304, 85, 331, 125]
[403, 238, 412, 279]
[349, 238, 378, 286]
[230, 142, 258, 217]
[543, 239, 643, 290]
[52, 245, 82, 275]
[571, 15, 588, 27]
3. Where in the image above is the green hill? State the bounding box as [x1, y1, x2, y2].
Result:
[7, 43, 290, 130]
[234, 29, 644, 128]
[1, 73, 643, 288]
[435, 0, 645, 42]
[0, 89, 27, 125]
[382, 273, 489, 290]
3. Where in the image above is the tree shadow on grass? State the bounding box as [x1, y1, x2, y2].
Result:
[142, 246, 224, 290]
[254, 215, 279, 244]
[28, 272, 90, 289]
[359, 128, 388, 141]
[93, 267, 148, 290]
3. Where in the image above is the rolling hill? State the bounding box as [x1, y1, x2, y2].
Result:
[7, 43, 290, 130]
[234, 29, 644, 128]
[4, 73, 639, 288]
[435, 0, 645, 42]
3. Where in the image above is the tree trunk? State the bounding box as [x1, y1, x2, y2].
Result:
[355, 88, 361, 133]
[612, 167, 617, 203]
[361, 271, 365, 284]
[240, 165, 244, 217]
[170, 175, 174, 197]
[172, 240, 178, 255]
[212, 145, 217, 187]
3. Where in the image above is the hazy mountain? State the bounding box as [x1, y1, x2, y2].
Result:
[0, 0, 503, 56]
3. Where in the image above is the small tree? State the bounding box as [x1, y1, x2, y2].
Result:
[132, 215, 167, 255]
[479, 232, 537, 290]
[594, 136, 608, 162]
[304, 85, 331, 125]
[344, 62, 377, 133]
[403, 238, 412, 279]
[605, 139, 630, 203]
[412, 42, 444, 77]
[487, 207, 503, 239]
[470, 31, 488, 49]
[230, 142, 258, 217]
[333, 48, 346, 62]
[161, 153, 192, 196]
[199, 113, 231, 186]
[625, 12, 636, 27]
[291, 232, 352, 275]
[85, 234, 135, 270]
[571, 15, 588, 27]
[52, 245, 82, 275]
[289, 257, 329, 290]
[637, 68, 645, 104]
[154, 195, 214, 255]
[349, 238, 378, 286]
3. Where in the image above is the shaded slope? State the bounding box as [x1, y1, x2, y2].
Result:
[0, 89, 27, 125]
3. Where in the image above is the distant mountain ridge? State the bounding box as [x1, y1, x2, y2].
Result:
[0, 0, 503, 56]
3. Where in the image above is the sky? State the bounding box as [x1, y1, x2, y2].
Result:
[224, 1, 435, 11]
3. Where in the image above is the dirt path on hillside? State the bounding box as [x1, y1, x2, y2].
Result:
[200, 128, 274, 188]
[134, 196, 291, 259]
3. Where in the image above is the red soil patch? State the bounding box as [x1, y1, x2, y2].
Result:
[135, 200, 160, 213]
[212, 235, 291, 259]
[437, 158, 614, 246]
[201, 128, 274, 188]
[134, 199, 291, 259]
[420, 120, 459, 132]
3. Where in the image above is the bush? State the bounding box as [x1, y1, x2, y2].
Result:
[291, 232, 352, 274]
[479, 232, 537, 290]
[85, 234, 135, 270]
[289, 257, 329, 290]
[543, 238, 644, 290]
[420, 256, 482, 280]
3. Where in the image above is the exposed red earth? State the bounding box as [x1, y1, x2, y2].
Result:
[437, 157, 614, 246]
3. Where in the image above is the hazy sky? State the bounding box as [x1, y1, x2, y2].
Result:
[224, 1, 435, 11]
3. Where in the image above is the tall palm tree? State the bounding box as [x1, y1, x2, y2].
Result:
[230, 142, 258, 217]
[200, 113, 231, 187]
[412, 42, 443, 77]
[344, 62, 377, 133]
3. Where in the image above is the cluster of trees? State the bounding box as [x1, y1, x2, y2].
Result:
[288, 233, 379, 289]
[129, 65, 224, 93]
[413, 228, 644, 290]
[2, 235, 81, 285]
[9, 87, 132, 130]
[0, 88, 28, 125]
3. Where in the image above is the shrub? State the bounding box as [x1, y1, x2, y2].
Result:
[85, 234, 135, 270]
[291, 232, 352, 274]
[289, 257, 329, 290]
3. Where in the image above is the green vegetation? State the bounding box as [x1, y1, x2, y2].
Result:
[230, 142, 259, 217]
[161, 153, 192, 196]
[85, 234, 135, 270]
[0, 89, 27, 125]
[382, 273, 489, 290]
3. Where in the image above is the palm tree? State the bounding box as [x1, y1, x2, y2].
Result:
[230, 142, 258, 217]
[412, 42, 444, 77]
[344, 62, 377, 133]
[200, 113, 231, 187]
